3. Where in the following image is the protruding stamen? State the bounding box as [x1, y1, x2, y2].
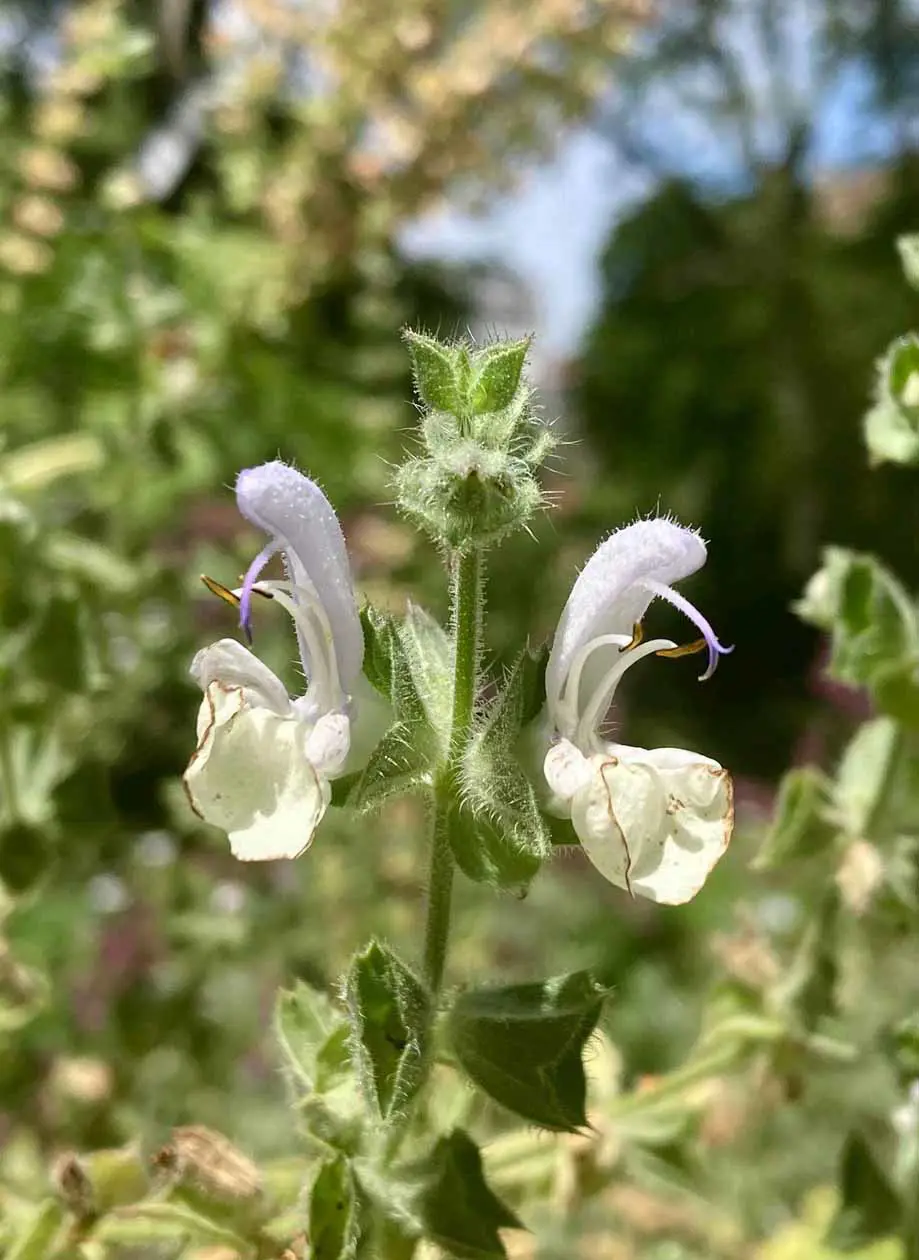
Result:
[201, 575, 275, 609]
[655, 637, 706, 660]
[201, 574, 240, 608]
[619, 621, 644, 653]
[640, 579, 733, 681]
[239, 541, 281, 642]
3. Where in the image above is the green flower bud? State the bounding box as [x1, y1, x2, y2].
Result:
[398, 329, 553, 550]
[396, 449, 543, 552]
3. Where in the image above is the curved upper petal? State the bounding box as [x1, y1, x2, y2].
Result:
[190, 638, 291, 715]
[545, 519, 706, 720]
[184, 681, 329, 861]
[235, 461, 363, 695]
[571, 746, 733, 905]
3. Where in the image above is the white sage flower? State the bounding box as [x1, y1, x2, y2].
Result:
[543, 518, 734, 905]
[184, 461, 363, 861]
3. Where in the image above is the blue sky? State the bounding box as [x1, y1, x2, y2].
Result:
[403, 26, 911, 362]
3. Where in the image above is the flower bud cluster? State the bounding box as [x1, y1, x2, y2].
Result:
[395, 330, 554, 551]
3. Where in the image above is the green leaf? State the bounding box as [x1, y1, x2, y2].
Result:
[415, 1130, 522, 1259]
[482, 646, 548, 740]
[445, 799, 542, 890]
[309, 1155, 362, 1260]
[834, 717, 900, 836]
[795, 548, 919, 690]
[6, 1199, 65, 1260]
[345, 941, 430, 1121]
[898, 234, 919, 289]
[456, 647, 552, 888]
[753, 766, 834, 870]
[398, 602, 453, 749]
[99, 1201, 248, 1251]
[361, 604, 398, 700]
[825, 1133, 902, 1251]
[865, 335, 919, 467]
[779, 890, 840, 1032]
[274, 981, 348, 1095]
[447, 971, 607, 1131]
[403, 329, 464, 413]
[359, 604, 430, 731]
[347, 723, 431, 813]
[873, 657, 919, 728]
[468, 338, 531, 415]
[884, 1013, 919, 1081]
[865, 395, 919, 467]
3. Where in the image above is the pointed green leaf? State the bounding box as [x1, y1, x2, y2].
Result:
[347, 723, 431, 813]
[416, 1130, 522, 1259]
[482, 646, 548, 741]
[825, 1132, 901, 1251]
[398, 602, 453, 749]
[402, 330, 464, 413]
[274, 982, 348, 1095]
[361, 604, 398, 700]
[345, 941, 430, 1121]
[753, 765, 834, 871]
[456, 647, 552, 887]
[309, 1155, 362, 1260]
[359, 605, 429, 730]
[447, 972, 607, 1131]
[468, 338, 531, 415]
[445, 799, 542, 890]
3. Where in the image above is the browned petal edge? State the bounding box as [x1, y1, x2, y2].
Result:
[597, 756, 633, 897]
[720, 769, 735, 855]
[181, 681, 247, 820]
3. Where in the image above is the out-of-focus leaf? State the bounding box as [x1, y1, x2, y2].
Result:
[0, 434, 105, 491]
[754, 765, 834, 870]
[834, 717, 900, 836]
[825, 1133, 901, 1251]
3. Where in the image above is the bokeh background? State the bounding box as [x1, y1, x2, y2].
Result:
[2, 2, 919, 1257]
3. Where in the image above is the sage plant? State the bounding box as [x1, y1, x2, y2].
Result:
[181, 331, 734, 1257]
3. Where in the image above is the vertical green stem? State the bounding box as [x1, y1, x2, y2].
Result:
[447, 548, 482, 761]
[422, 548, 483, 994]
[422, 801, 454, 996]
[0, 725, 19, 825]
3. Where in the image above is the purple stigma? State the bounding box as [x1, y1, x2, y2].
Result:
[239, 541, 280, 642]
[641, 579, 734, 681]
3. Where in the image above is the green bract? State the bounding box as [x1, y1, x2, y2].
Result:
[396, 332, 553, 551]
[447, 971, 608, 1131]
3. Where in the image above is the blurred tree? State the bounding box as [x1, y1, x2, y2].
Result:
[576, 0, 919, 776]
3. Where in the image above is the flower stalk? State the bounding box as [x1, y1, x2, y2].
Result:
[424, 547, 484, 994]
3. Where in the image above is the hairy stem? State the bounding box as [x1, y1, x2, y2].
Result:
[422, 796, 454, 996]
[422, 548, 484, 994]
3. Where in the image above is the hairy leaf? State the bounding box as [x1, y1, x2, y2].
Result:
[448, 971, 607, 1131]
